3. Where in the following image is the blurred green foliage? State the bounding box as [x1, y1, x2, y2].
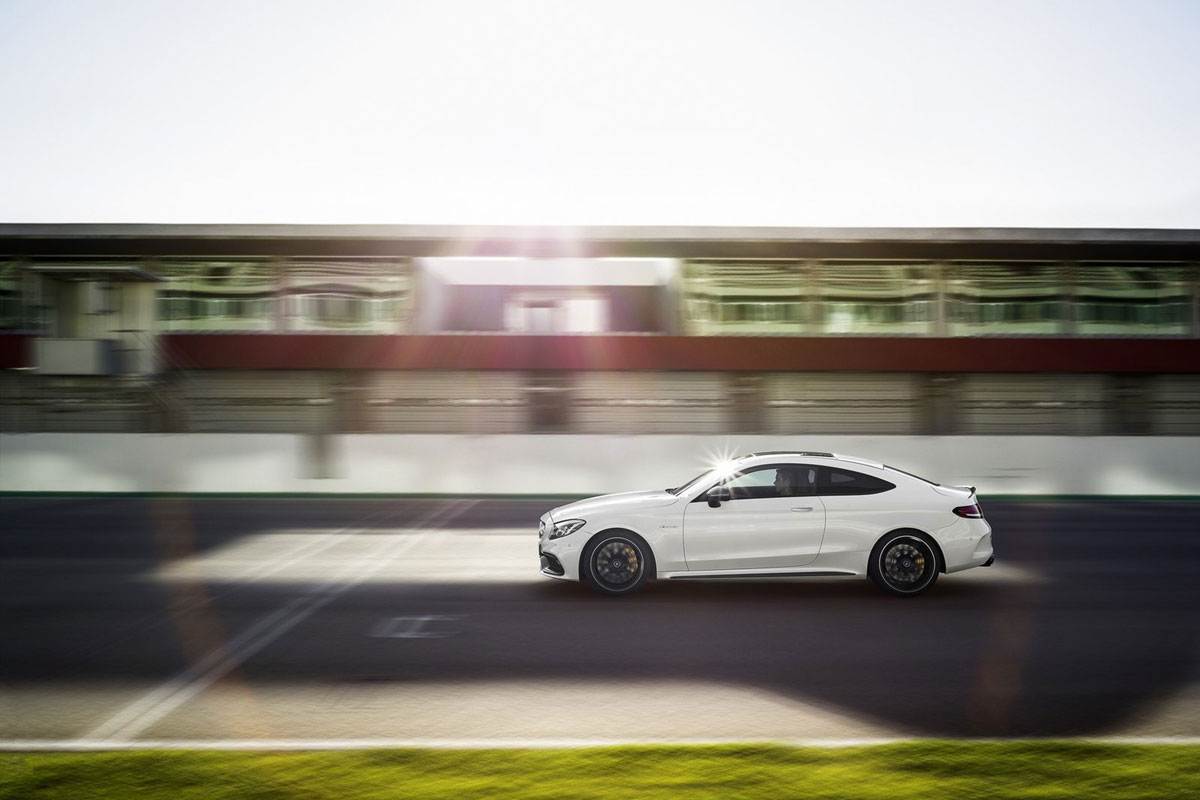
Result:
[3, 742, 1199, 799]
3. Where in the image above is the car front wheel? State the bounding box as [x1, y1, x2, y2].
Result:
[582, 532, 652, 596]
[869, 531, 940, 597]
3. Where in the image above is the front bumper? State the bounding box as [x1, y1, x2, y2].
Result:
[538, 515, 583, 581]
[539, 551, 565, 576]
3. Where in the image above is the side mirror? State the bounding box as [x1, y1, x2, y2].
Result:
[706, 486, 732, 507]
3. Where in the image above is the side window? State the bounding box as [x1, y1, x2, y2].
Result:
[818, 467, 895, 496]
[778, 466, 817, 498]
[724, 467, 777, 500]
[708, 465, 818, 501]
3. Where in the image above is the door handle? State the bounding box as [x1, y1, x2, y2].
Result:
[791, 507, 814, 512]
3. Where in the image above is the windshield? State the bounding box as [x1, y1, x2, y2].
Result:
[668, 468, 719, 496]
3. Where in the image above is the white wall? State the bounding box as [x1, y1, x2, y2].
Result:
[2, 433, 1200, 496]
[0, 434, 304, 494]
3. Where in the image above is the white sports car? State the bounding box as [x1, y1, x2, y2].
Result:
[538, 451, 993, 597]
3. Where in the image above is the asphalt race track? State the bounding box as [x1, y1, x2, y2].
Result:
[2, 497, 1198, 744]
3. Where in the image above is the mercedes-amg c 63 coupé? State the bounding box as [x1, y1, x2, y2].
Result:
[538, 451, 993, 596]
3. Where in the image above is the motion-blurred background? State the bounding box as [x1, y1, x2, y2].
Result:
[1, 226, 1198, 496]
[2, 0, 1199, 773]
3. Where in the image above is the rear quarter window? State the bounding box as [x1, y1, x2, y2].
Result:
[819, 467, 896, 496]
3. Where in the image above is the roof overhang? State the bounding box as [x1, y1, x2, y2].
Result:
[1, 224, 1199, 260]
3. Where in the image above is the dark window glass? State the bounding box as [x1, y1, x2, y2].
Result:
[818, 467, 895, 496]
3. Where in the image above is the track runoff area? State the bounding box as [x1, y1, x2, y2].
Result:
[3, 496, 1199, 797]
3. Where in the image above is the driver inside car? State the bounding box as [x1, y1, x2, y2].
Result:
[774, 468, 800, 496]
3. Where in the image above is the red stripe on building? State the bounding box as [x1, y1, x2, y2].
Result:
[161, 334, 1200, 373]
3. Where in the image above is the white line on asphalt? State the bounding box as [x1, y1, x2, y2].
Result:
[60, 503, 402, 664]
[7, 736, 1200, 751]
[79, 595, 314, 742]
[227, 503, 401, 583]
[370, 615, 464, 639]
[80, 500, 478, 744]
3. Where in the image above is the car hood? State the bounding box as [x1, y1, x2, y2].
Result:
[549, 490, 680, 521]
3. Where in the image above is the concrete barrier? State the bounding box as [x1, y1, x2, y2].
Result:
[2, 433, 1199, 496]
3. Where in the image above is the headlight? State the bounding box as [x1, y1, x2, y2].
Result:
[549, 519, 586, 540]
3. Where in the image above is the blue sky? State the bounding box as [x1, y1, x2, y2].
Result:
[1, 0, 1198, 226]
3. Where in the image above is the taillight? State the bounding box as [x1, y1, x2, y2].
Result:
[953, 504, 983, 519]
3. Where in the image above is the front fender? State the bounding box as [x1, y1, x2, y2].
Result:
[577, 511, 687, 575]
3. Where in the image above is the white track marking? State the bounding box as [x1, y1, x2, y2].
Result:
[54, 503, 402, 663]
[226, 504, 401, 583]
[80, 500, 476, 743]
[152, 529, 537, 585]
[370, 615, 463, 639]
[80, 595, 315, 742]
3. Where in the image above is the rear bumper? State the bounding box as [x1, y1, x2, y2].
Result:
[942, 521, 994, 573]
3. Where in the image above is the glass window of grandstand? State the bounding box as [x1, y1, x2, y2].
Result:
[813, 262, 934, 335]
[945, 263, 1065, 335]
[284, 259, 410, 333]
[0, 261, 20, 330]
[157, 260, 278, 332]
[681, 261, 806, 335]
[1073, 264, 1191, 336]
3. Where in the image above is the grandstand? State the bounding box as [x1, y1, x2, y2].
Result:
[1, 224, 1198, 436]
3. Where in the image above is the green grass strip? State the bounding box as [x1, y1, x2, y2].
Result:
[4, 742, 1200, 800]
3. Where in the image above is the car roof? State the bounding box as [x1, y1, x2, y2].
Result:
[739, 451, 885, 470]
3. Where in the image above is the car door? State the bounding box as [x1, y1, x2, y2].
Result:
[682, 464, 826, 571]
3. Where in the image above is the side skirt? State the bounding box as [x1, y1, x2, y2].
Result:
[665, 570, 857, 580]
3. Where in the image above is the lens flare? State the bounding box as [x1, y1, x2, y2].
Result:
[700, 441, 743, 478]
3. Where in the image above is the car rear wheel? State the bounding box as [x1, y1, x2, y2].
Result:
[869, 531, 940, 597]
[582, 532, 652, 596]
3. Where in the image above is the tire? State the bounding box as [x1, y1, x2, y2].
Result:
[868, 531, 940, 597]
[582, 531, 653, 596]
